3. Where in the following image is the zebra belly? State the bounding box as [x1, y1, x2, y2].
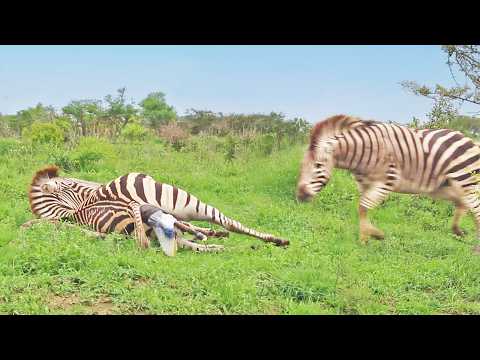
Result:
[395, 174, 465, 202]
[395, 178, 428, 194]
[77, 206, 135, 235]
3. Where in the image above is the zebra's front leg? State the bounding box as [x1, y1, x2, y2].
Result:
[359, 205, 385, 244]
[358, 183, 391, 245]
[176, 237, 225, 253]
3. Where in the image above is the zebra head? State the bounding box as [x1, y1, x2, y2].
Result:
[296, 138, 336, 202]
[29, 166, 99, 219]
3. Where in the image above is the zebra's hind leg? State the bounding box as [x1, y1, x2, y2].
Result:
[177, 221, 230, 239]
[174, 222, 207, 241]
[458, 191, 480, 254]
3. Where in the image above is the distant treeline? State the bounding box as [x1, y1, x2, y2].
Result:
[0, 88, 311, 150]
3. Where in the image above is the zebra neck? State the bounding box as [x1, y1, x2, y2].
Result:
[84, 190, 102, 205]
[332, 134, 364, 172]
[330, 139, 347, 170]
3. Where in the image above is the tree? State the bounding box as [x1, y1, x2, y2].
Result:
[63, 100, 102, 137]
[11, 103, 56, 136]
[104, 87, 138, 135]
[0, 114, 18, 137]
[139, 92, 177, 131]
[401, 45, 480, 127]
[182, 109, 219, 134]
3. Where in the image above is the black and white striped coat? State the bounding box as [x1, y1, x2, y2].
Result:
[29, 166, 289, 250]
[297, 115, 480, 246]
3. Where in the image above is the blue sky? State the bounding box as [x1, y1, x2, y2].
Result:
[0, 45, 475, 123]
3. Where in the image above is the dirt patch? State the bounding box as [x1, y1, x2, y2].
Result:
[48, 294, 117, 314]
[48, 294, 81, 310]
[89, 297, 116, 315]
[132, 277, 151, 287]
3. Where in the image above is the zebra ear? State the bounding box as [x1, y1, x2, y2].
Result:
[31, 165, 60, 187]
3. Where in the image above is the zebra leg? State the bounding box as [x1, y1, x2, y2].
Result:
[178, 221, 230, 239]
[176, 237, 225, 253]
[358, 183, 391, 244]
[174, 222, 208, 241]
[129, 202, 150, 249]
[358, 206, 385, 244]
[458, 191, 480, 254]
[452, 204, 467, 237]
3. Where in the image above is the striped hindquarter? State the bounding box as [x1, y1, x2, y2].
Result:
[297, 114, 480, 251]
[86, 173, 288, 246]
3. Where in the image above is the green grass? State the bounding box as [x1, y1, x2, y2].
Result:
[1, 137, 480, 314]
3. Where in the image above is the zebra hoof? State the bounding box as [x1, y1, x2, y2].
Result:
[193, 244, 225, 253]
[272, 238, 289, 247]
[452, 227, 467, 237]
[371, 232, 385, 240]
[213, 231, 230, 238]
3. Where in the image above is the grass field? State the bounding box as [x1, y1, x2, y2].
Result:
[1, 137, 480, 314]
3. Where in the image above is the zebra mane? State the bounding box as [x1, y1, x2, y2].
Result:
[29, 165, 60, 189]
[309, 115, 378, 151]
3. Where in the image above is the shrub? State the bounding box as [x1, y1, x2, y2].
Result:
[158, 123, 189, 151]
[53, 117, 73, 142]
[121, 123, 148, 142]
[258, 133, 276, 156]
[70, 137, 115, 171]
[22, 122, 65, 145]
[0, 138, 21, 156]
[47, 148, 79, 172]
[224, 135, 239, 162]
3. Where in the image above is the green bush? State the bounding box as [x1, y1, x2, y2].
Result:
[224, 135, 239, 162]
[70, 137, 115, 171]
[47, 148, 79, 172]
[53, 117, 73, 142]
[258, 133, 276, 156]
[22, 122, 65, 145]
[121, 123, 148, 142]
[0, 138, 21, 156]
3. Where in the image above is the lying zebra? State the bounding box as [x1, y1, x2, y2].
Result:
[27, 166, 289, 256]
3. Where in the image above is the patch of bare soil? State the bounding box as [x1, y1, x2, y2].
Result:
[48, 294, 117, 315]
[89, 297, 116, 315]
[48, 294, 81, 310]
[132, 277, 151, 287]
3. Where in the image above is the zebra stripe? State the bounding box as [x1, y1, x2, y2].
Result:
[29, 167, 288, 246]
[297, 114, 480, 241]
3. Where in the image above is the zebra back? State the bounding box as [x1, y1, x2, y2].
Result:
[310, 115, 364, 146]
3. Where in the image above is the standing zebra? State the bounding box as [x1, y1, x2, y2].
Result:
[28, 166, 289, 256]
[296, 114, 480, 252]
